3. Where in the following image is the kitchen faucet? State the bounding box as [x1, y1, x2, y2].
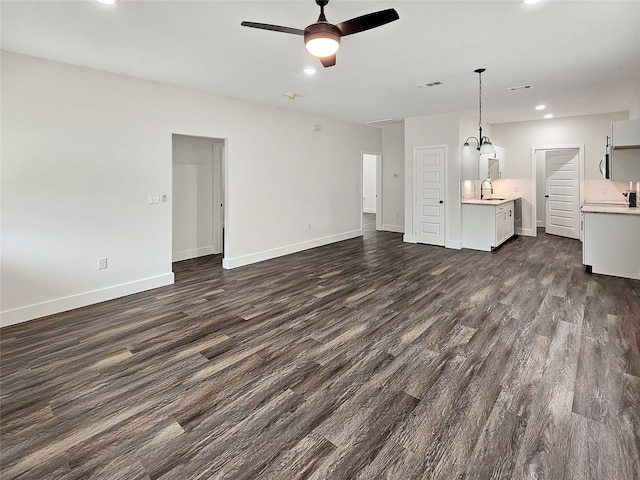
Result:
[480, 179, 493, 199]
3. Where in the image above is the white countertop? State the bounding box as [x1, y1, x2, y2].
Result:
[582, 203, 640, 215]
[461, 196, 519, 206]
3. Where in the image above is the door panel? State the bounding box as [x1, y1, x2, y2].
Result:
[545, 150, 580, 239]
[415, 147, 445, 246]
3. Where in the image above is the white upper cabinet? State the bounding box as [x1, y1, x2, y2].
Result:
[462, 146, 507, 180]
[611, 119, 640, 148]
[610, 120, 640, 181]
[479, 146, 506, 179]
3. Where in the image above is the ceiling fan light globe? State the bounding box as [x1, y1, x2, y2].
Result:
[461, 143, 472, 156]
[305, 36, 340, 57]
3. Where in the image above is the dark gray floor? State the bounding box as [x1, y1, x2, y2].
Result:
[2, 228, 639, 479]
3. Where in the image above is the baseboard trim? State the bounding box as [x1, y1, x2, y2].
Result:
[403, 234, 418, 243]
[0, 273, 175, 328]
[172, 246, 215, 262]
[222, 230, 363, 269]
[518, 228, 536, 237]
[446, 240, 462, 250]
[381, 224, 404, 233]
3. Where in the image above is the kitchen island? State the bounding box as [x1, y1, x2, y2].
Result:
[582, 203, 640, 280]
[462, 197, 520, 251]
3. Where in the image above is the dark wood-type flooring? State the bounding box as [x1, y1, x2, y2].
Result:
[2, 224, 640, 479]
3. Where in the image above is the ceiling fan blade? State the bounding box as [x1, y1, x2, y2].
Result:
[241, 21, 305, 36]
[335, 9, 399, 37]
[320, 54, 336, 68]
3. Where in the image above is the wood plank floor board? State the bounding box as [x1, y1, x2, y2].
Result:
[509, 378, 574, 480]
[572, 335, 625, 424]
[305, 390, 420, 480]
[257, 432, 336, 480]
[564, 411, 640, 480]
[461, 397, 528, 480]
[498, 328, 551, 415]
[2, 226, 639, 479]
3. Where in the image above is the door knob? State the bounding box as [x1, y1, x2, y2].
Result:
[544, 195, 549, 198]
[439, 200, 444, 204]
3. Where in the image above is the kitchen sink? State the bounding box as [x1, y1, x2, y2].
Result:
[485, 198, 506, 201]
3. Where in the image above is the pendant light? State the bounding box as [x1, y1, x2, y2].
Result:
[461, 68, 496, 156]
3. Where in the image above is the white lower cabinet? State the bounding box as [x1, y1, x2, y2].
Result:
[462, 201, 515, 251]
[496, 203, 515, 246]
[583, 211, 640, 280]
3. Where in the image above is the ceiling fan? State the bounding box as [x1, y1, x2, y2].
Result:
[241, 0, 399, 68]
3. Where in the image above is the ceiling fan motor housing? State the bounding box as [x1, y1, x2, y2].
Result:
[304, 22, 342, 47]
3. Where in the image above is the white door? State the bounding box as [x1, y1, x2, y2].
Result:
[545, 149, 580, 239]
[414, 147, 445, 246]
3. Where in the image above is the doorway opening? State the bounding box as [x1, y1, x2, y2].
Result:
[362, 152, 382, 233]
[172, 134, 226, 265]
[531, 145, 583, 239]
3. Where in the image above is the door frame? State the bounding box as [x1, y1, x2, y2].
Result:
[412, 144, 447, 246]
[171, 133, 228, 264]
[212, 141, 225, 254]
[530, 144, 584, 237]
[361, 150, 383, 231]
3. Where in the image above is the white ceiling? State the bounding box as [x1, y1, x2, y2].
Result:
[2, 0, 639, 126]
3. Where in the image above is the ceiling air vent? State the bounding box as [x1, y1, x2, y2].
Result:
[507, 84, 533, 91]
[416, 81, 443, 89]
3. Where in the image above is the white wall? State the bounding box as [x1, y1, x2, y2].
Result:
[459, 113, 483, 180]
[1, 52, 381, 326]
[492, 112, 629, 235]
[173, 164, 214, 259]
[404, 112, 463, 248]
[381, 124, 404, 233]
[362, 154, 377, 214]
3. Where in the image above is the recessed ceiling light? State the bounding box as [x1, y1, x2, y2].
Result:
[544, 113, 554, 119]
[304, 67, 316, 75]
[523, 0, 542, 4]
[535, 104, 546, 110]
[95, 0, 117, 4]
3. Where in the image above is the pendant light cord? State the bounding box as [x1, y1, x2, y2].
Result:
[475, 67, 486, 146]
[478, 70, 482, 132]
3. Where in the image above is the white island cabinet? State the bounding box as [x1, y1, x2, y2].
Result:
[582, 205, 640, 280]
[462, 199, 516, 251]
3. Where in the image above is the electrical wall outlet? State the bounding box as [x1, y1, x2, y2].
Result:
[148, 194, 160, 204]
[98, 257, 108, 270]
[307, 223, 312, 230]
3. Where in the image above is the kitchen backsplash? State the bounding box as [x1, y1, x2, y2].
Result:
[461, 178, 528, 200]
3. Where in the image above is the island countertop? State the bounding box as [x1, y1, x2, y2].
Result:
[461, 196, 520, 206]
